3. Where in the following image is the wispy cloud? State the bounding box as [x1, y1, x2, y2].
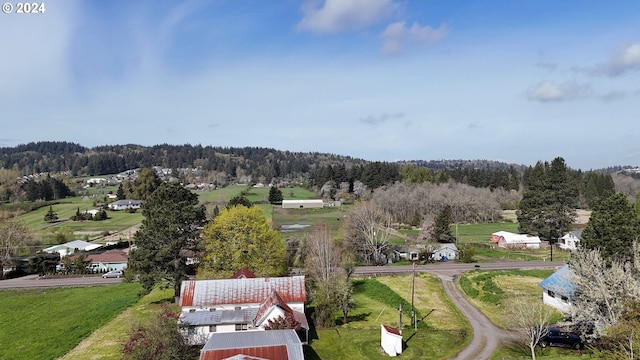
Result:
[526, 81, 591, 102]
[297, 0, 396, 35]
[589, 42, 640, 77]
[381, 21, 449, 55]
[359, 112, 405, 126]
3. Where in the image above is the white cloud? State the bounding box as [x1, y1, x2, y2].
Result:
[359, 112, 404, 126]
[297, 0, 396, 35]
[381, 21, 449, 55]
[590, 42, 640, 77]
[526, 81, 591, 102]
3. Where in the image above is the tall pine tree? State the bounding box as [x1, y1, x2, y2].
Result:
[517, 157, 577, 241]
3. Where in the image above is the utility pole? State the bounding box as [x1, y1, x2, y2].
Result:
[411, 261, 416, 330]
[398, 302, 403, 335]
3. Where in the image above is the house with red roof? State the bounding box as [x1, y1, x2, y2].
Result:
[178, 274, 308, 346]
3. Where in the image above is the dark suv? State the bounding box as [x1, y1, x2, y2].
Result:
[540, 327, 584, 350]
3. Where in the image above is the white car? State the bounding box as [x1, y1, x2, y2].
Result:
[102, 270, 124, 278]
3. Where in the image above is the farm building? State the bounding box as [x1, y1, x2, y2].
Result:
[43, 240, 103, 258]
[107, 199, 143, 211]
[281, 199, 323, 209]
[491, 231, 542, 249]
[539, 264, 575, 313]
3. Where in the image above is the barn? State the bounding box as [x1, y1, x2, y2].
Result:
[281, 199, 323, 209]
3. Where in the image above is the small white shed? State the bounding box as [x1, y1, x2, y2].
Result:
[381, 324, 403, 356]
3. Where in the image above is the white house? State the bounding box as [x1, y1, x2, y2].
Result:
[539, 264, 575, 313]
[281, 199, 323, 209]
[491, 231, 542, 249]
[43, 240, 103, 258]
[431, 243, 458, 261]
[81, 249, 128, 272]
[179, 273, 308, 345]
[558, 230, 582, 251]
[381, 324, 403, 356]
[107, 200, 143, 211]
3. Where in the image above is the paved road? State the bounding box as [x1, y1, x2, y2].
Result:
[0, 275, 122, 290]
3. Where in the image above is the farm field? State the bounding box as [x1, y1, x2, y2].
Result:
[0, 283, 141, 360]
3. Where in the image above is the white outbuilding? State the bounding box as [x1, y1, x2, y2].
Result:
[281, 199, 323, 209]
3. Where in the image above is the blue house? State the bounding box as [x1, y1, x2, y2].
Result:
[539, 264, 575, 313]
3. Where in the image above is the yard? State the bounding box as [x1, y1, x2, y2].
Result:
[309, 274, 470, 359]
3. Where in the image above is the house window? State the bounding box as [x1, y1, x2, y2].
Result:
[547, 290, 555, 298]
[235, 324, 248, 331]
[234, 306, 241, 311]
[209, 325, 217, 333]
[561, 295, 569, 302]
[189, 308, 196, 313]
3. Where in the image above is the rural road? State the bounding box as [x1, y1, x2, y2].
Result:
[0, 275, 122, 290]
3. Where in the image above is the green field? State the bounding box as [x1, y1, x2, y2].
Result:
[453, 222, 519, 243]
[272, 206, 348, 238]
[18, 199, 143, 236]
[0, 283, 141, 360]
[197, 185, 317, 204]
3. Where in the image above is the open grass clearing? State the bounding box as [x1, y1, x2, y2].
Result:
[310, 275, 470, 360]
[453, 222, 519, 243]
[272, 206, 348, 237]
[59, 286, 175, 360]
[0, 283, 141, 360]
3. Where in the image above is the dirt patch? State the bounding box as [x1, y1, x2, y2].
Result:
[501, 209, 591, 225]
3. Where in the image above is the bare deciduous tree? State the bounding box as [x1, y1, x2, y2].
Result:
[570, 243, 640, 340]
[343, 201, 392, 265]
[306, 224, 344, 283]
[0, 217, 31, 279]
[506, 299, 553, 360]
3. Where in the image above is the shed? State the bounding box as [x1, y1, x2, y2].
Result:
[539, 264, 575, 313]
[281, 199, 323, 209]
[381, 324, 403, 356]
[491, 231, 542, 249]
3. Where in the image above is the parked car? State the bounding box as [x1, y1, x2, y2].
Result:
[102, 270, 124, 278]
[540, 327, 584, 350]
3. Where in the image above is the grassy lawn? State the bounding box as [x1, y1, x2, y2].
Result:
[59, 286, 176, 360]
[457, 269, 594, 359]
[309, 275, 470, 359]
[197, 186, 317, 204]
[453, 222, 519, 243]
[272, 206, 348, 238]
[0, 283, 141, 360]
[18, 199, 143, 235]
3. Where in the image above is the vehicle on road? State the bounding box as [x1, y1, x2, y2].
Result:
[102, 270, 124, 278]
[539, 327, 584, 350]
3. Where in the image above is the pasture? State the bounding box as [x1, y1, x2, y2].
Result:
[0, 283, 141, 360]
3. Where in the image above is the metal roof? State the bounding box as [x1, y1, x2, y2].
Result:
[539, 264, 576, 298]
[180, 308, 258, 326]
[200, 329, 304, 360]
[180, 276, 306, 307]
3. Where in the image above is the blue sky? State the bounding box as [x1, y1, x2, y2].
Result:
[1, 0, 639, 170]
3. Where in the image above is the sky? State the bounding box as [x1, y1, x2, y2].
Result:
[1, 0, 639, 170]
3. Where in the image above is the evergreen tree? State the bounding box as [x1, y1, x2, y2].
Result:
[116, 183, 125, 200]
[44, 206, 58, 222]
[227, 194, 253, 209]
[433, 205, 453, 242]
[129, 183, 207, 299]
[268, 186, 283, 205]
[133, 167, 161, 200]
[517, 157, 577, 241]
[582, 193, 640, 261]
